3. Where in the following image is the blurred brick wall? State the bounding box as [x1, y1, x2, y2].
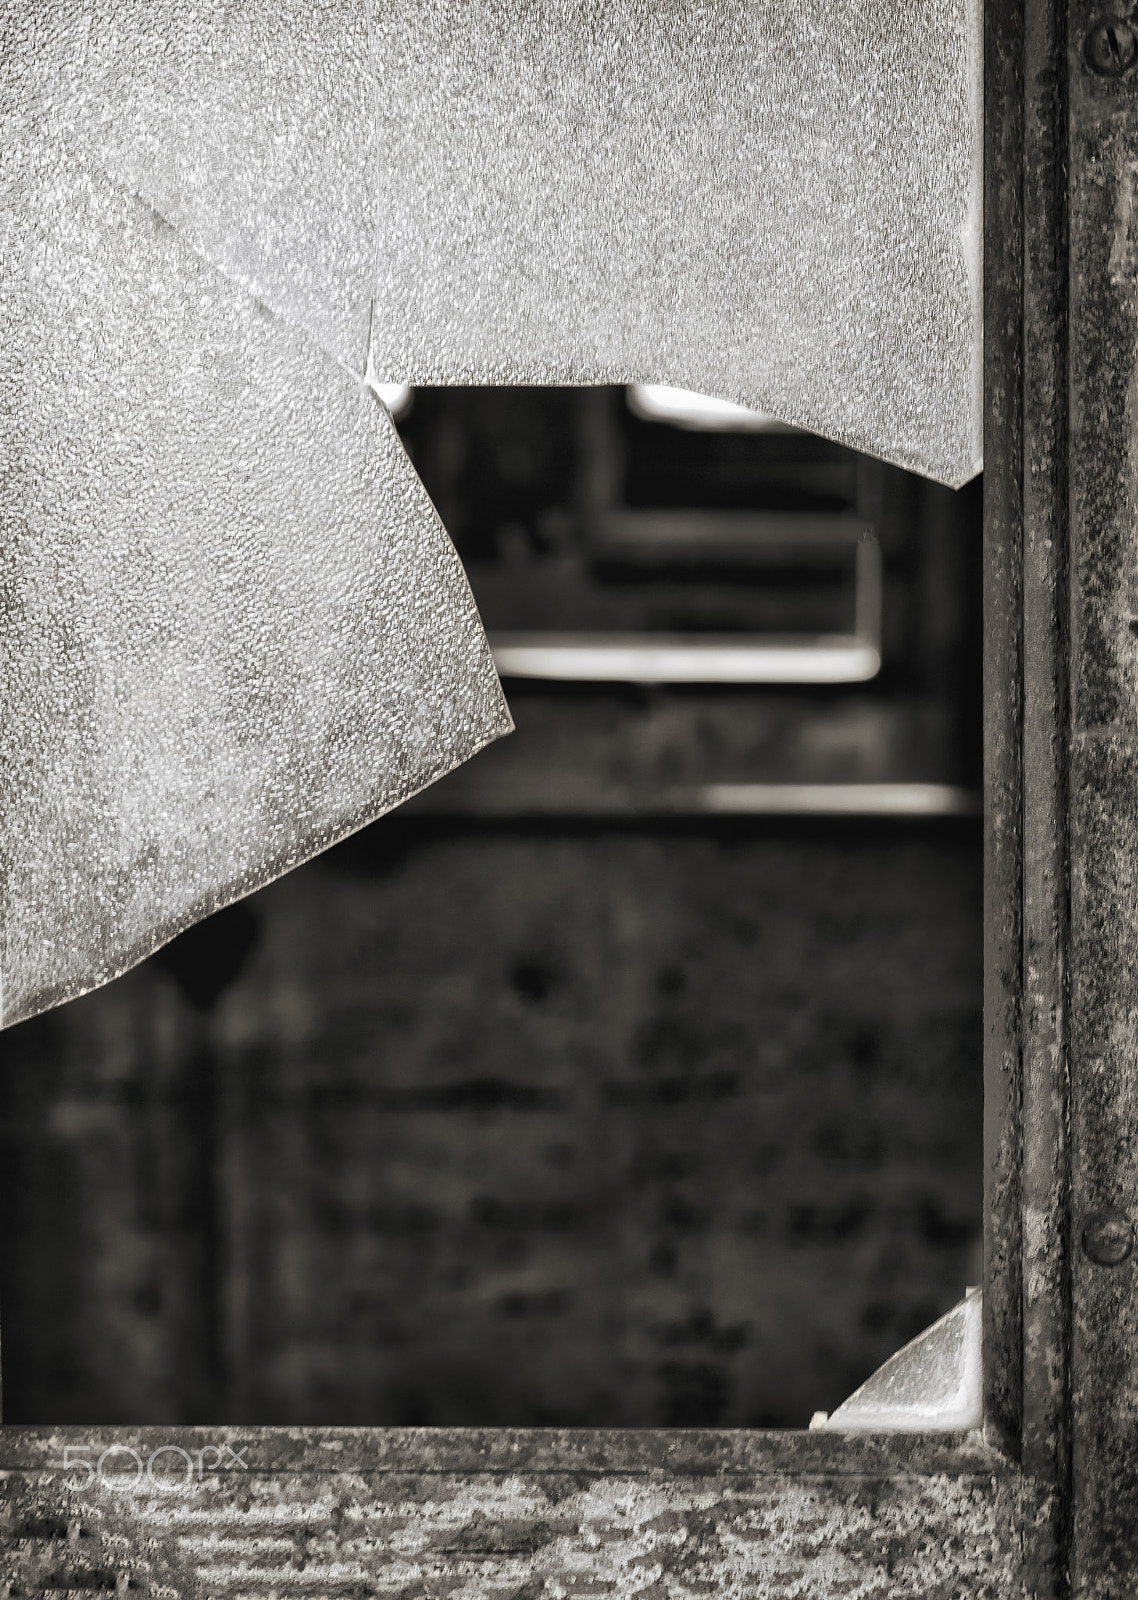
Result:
[0, 816, 981, 1428]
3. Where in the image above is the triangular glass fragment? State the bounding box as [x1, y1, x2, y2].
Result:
[812, 1286, 982, 1433]
[0, 133, 511, 1029]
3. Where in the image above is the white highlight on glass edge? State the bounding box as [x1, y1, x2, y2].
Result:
[372, 382, 413, 420]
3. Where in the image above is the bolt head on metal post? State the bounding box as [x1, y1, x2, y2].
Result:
[1084, 16, 1138, 76]
[1081, 1207, 1136, 1266]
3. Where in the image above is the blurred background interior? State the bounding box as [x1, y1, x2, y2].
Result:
[0, 384, 983, 1428]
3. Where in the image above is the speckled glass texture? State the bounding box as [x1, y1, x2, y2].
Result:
[14, 0, 980, 486]
[17, 0, 381, 372]
[0, 127, 511, 1029]
[368, 0, 983, 486]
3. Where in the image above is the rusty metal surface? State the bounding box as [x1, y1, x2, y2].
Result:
[1068, 0, 1138, 1586]
[981, 0, 1077, 1592]
[983, 10, 1072, 1592]
[1018, 0, 1075, 1593]
[0, 1429, 1027, 1599]
[983, 0, 1027, 1457]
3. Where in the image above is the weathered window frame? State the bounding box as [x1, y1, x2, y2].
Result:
[2, 0, 1133, 1590]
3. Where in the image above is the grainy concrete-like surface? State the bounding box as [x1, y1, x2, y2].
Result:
[0, 1428, 1028, 1600]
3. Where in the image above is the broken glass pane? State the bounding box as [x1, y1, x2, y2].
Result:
[2, 0, 981, 1023]
[811, 1286, 982, 1432]
[0, 130, 510, 1029]
[18, 0, 981, 485]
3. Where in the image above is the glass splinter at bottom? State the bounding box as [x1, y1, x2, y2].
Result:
[810, 1287, 982, 1433]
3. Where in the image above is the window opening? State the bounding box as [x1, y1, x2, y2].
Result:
[0, 386, 984, 1431]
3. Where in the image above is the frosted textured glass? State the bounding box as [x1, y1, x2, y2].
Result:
[16, 0, 980, 486]
[1, 0, 980, 1022]
[370, 0, 983, 486]
[0, 124, 510, 1029]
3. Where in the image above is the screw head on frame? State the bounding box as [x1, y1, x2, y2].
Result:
[1084, 17, 1138, 77]
[1081, 1207, 1135, 1266]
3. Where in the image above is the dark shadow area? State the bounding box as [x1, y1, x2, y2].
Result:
[0, 388, 983, 1428]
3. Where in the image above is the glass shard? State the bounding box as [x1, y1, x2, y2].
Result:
[1, 0, 981, 1023]
[0, 132, 511, 1029]
[369, 0, 983, 485]
[812, 1287, 982, 1432]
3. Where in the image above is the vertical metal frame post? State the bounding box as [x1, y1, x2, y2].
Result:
[989, 0, 1138, 1588]
[1067, 0, 1138, 1588]
[984, 3, 1075, 1593]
